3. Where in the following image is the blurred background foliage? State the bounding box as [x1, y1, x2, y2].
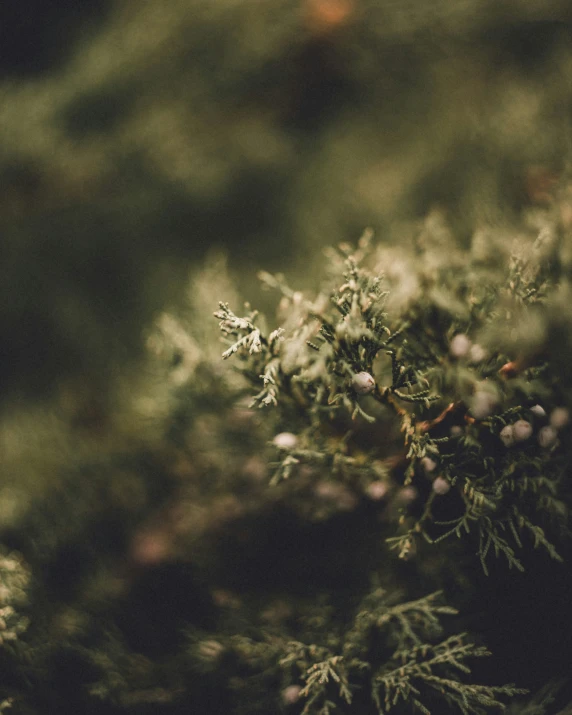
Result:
[2, 0, 572, 404]
[2, 3, 572, 712]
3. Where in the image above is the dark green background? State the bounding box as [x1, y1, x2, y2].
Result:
[2, 0, 572, 403]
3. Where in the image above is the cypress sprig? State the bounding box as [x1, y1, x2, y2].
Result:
[195, 589, 524, 715]
[216, 232, 570, 573]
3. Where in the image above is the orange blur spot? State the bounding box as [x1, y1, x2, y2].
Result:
[499, 361, 519, 378]
[305, 0, 354, 34]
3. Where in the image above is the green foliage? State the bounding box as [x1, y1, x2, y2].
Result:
[505, 681, 568, 715]
[370, 634, 523, 715]
[191, 589, 524, 715]
[0, 549, 30, 647]
[2, 3, 572, 713]
[216, 231, 570, 575]
[0, 230, 568, 714]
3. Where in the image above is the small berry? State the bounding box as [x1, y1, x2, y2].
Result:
[314, 481, 358, 511]
[281, 685, 302, 705]
[432, 476, 451, 495]
[241, 456, 267, 481]
[366, 481, 388, 501]
[468, 343, 487, 363]
[530, 404, 546, 418]
[471, 388, 497, 419]
[550, 407, 569, 429]
[273, 432, 298, 449]
[450, 333, 472, 358]
[499, 425, 515, 447]
[538, 425, 558, 448]
[450, 425, 464, 437]
[395, 486, 418, 505]
[131, 530, 171, 566]
[421, 456, 437, 473]
[513, 420, 533, 442]
[352, 371, 375, 395]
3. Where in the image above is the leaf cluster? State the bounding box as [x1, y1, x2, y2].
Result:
[195, 589, 524, 715]
[216, 232, 570, 573]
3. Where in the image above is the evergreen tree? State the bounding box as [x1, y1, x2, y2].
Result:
[1, 2, 572, 713]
